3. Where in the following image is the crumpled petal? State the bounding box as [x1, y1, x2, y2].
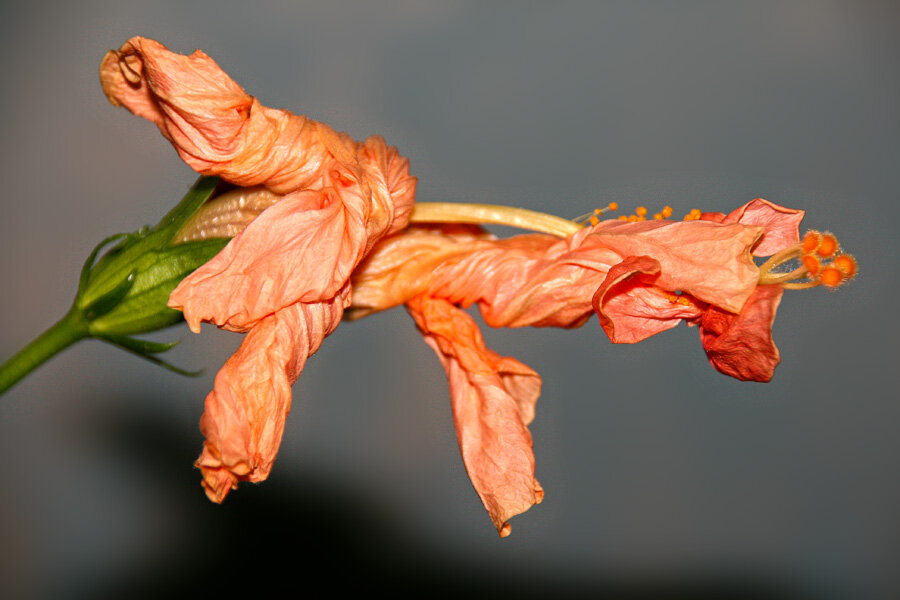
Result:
[195, 290, 348, 502]
[591, 256, 705, 344]
[698, 284, 784, 382]
[101, 37, 345, 193]
[407, 295, 543, 537]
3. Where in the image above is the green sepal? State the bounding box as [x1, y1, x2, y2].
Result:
[88, 237, 229, 336]
[82, 270, 136, 320]
[78, 233, 129, 297]
[99, 335, 202, 377]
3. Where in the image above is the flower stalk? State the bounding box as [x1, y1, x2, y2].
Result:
[0, 307, 90, 395]
[0, 176, 230, 396]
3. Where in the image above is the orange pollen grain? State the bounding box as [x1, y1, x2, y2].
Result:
[608, 202, 618, 211]
[618, 215, 628, 221]
[662, 206, 673, 217]
[635, 206, 647, 217]
[820, 266, 844, 287]
[816, 234, 839, 258]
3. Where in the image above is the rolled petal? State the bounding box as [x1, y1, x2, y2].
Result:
[703, 198, 805, 257]
[407, 295, 543, 537]
[101, 37, 336, 193]
[698, 284, 784, 382]
[592, 256, 705, 344]
[195, 291, 347, 502]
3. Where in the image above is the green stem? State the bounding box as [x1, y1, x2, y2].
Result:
[0, 306, 90, 396]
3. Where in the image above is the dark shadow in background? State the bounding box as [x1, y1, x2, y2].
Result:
[65, 396, 817, 600]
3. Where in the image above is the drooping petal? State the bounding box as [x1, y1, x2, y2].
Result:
[701, 198, 805, 257]
[592, 256, 705, 344]
[407, 295, 543, 537]
[698, 284, 784, 382]
[195, 290, 347, 502]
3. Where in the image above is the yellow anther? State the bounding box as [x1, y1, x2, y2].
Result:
[816, 233, 839, 258]
[575, 202, 621, 226]
[628, 214, 640, 222]
[635, 206, 647, 217]
[683, 208, 702, 221]
[662, 206, 673, 218]
[618, 215, 628, 221]
[653, 213, 663, 220]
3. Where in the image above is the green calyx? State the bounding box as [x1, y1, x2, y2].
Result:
[74, 175, 229, 374]
[0, 176, 233, 396]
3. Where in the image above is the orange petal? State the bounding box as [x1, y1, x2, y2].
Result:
[195, 292, 347, 503]
[407, 295, 543, 537]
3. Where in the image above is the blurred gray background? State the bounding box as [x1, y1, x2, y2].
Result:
[1, 1, 898, 598]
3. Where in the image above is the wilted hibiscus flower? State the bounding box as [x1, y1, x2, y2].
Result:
[96, 37, 857, 538]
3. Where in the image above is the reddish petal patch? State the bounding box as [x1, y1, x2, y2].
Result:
[699, 284, 785, 382]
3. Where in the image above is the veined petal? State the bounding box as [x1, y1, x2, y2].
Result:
[698, 284, 784, 382]
[407, 295, 543, 537]
[195, 290, 347, 502]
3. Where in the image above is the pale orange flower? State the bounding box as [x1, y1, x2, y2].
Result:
[100, 37, 416, 502]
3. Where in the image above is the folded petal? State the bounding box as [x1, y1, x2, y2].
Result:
[592, 256, 705, 344]
[195, 291, 347, 502]
[407, 295, 543, 537]
[702, 198, 805, 257]
[698, 284, 784, 382]
[169, 186, 368, 332]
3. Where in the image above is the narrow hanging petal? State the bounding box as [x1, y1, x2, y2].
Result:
[407, 295, 543, 537]
[195, 291, 347, 503]
[698, 284, 784, 382]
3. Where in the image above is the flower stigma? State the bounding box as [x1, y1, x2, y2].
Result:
[758, 230, 857, 289]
